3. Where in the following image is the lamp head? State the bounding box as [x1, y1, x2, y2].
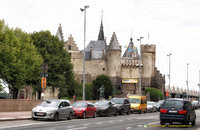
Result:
[80, 8, 84, 11]
[84, 5, 89, 9]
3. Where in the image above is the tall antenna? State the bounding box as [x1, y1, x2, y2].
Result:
[148, 31, 150, 43]
[101, 9, 103, 21]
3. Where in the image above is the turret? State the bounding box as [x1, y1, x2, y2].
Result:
[106, 32, 121, 88]
[141, 44, 156, 78]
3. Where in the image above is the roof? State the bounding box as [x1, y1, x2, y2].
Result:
[107, 32, 120, 50]
[123, 37, 139, 58]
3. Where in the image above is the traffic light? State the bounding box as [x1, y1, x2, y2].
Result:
[41, 78, 43, 88]
[44, 77, 46, 88]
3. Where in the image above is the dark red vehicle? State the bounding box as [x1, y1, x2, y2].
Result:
[72, 101, 97, 119]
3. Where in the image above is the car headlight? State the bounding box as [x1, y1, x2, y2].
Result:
[32, 107, 36, 112]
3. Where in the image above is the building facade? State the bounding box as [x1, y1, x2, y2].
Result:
[57, 21, 165, 96]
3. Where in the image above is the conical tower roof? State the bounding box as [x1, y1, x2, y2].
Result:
[123, 37, 138, 58]
[108, 32, 120, 50]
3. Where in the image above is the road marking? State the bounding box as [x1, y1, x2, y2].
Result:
[126, 127, 132, 129]
[66, 126, 75, 128]
[148, 121, 160, 125]
[68, 127, 87, 130]
[137, 125, 143, 127]
[96, 122, 103, 124]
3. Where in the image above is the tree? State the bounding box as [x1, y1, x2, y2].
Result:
[145, 87, 164, 102]
[92, 75, 113, 100]
[31, 31, 75, 99]
[0, 20, 43, 99]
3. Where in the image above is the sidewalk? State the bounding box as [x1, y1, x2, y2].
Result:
[0, 111, 31, 121]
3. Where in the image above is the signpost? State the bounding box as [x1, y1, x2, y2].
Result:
[40, 63, 48, 99]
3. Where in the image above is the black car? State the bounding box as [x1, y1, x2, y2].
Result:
[94, 100, 117, 116]
[160, 98, 196, 126]
[111, 98, 131, 115]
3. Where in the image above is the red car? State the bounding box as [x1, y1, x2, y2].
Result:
[72, 101, 97, 119]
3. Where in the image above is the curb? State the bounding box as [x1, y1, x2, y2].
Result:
[0, 117, 32, 121]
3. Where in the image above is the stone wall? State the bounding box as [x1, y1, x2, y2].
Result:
[0, 99, 42, 112]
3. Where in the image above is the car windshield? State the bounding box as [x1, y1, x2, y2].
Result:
[72, 102, 87, 108]
[147, 102, 154, 105]
[39, 100, 59, 107]
[163, 100, 183, 108]
[95, 101, 109, 107]
[111, 99, 124, 104]
[129, 98, 140, 103]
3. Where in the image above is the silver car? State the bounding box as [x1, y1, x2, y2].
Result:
[147, 101, 157, 113]
[32, 99, 73, 121]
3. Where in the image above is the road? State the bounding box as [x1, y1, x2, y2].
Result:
[0, 109, 200, 130]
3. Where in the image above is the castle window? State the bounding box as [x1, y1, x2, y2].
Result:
[68, 45, 71, 50]
[129, 69, 132, 74]
[103, 68, 105, 71]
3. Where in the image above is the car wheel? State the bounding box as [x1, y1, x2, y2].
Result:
[127, 109, 131, 115]
[160, 120, 165, 125]
[120, 109, 124, 115]
[32, 117, 37, 120]
[82, 112, 86, 119]
[93, 111, 96, 118]
[139, 110, 142, 114]
[54, 113, 59, 121]
[114, 109, 117, 116]
[192, 118, 196, 126]
[68, 112, 73, 120]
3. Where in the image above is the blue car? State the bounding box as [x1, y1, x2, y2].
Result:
[160, 98, 196, 126]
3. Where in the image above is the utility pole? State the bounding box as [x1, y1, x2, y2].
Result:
[198, 70, 200, 102]
[186, 63, 189, 100]
[137, 37, 143, 95]
[80, 5, 89, 101]
[167, 53, 172, 98]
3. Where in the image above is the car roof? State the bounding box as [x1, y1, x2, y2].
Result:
[46, 99, 70, 103]
[165, 98, 190, 102]
[111, 98, 127, 100]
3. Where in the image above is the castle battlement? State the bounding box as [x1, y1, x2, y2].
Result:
[141, 44, 156, 53]
[121, 58, 140, 67]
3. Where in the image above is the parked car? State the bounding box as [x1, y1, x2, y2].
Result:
[72, 101, 96, 119]
[147, 101, 157, 113]
[160, 98, 196, 126]
[94, 100, 117, 116]
[128, 95, 147, 114]
[192, 100, 198, 109]
[111, 98, 131, 115]
[32, 99, 73, 121]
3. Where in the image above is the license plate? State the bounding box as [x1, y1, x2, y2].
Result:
[168, 110, 177, 113]
[37, 112, 44, 115]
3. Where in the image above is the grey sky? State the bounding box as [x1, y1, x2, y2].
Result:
[1, 0, 200, 91]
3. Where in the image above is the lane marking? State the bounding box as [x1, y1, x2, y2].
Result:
[148, 121, 160, 125]
[126, 127, 132, 129]
[68, 127, 87, 130]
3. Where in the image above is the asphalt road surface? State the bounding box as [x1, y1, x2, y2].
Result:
[0, 109, 200, 130]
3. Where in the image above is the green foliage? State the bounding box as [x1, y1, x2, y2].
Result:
[92, 75, 113, 100]
[85, 83, 93, 100]
[31, 31, 75, 99]
[145, 87, 164, 102]
[0, 20, 43, 98]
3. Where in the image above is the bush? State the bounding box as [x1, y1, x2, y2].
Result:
[92, 75, 113, 100]
[145, 87, 163, 101]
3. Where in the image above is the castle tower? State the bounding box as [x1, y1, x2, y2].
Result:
[106, 32, 121, 90]
[141, 44, 156, 87]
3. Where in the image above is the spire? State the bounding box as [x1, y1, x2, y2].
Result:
[56, 24, 64, 41]
[98, 11, 104, 40]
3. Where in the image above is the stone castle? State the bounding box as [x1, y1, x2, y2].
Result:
[56, 20, 165, 96]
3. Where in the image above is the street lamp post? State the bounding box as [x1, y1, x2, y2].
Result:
[80, 5, 89, 101]
[167, 53, 172, 98]
[186, 63, 189, 100]
[198, 70, 200, 102]
[137, 37, 143, 95]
